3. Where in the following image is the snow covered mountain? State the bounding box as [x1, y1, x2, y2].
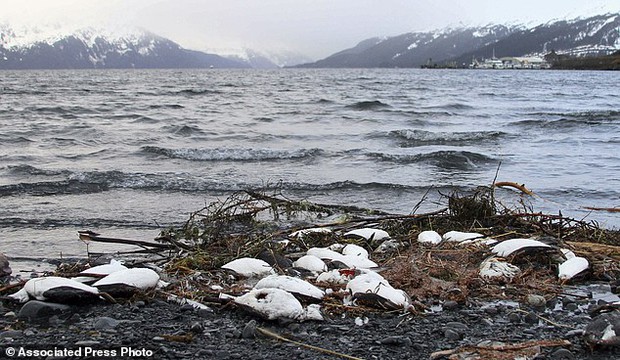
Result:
[296, 12, 620, 68]
[0, 25, 248, 69]
[452, 13, 620, 66]
[219, 48, 315, 68]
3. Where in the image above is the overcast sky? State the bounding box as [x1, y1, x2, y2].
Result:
[2, 0, 619, 59]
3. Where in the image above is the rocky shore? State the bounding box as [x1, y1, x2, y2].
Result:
[2, 189, 619, 359]
[1, 285, 619, 360]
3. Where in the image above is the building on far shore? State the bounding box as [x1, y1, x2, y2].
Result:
[470, 56, 550, 69]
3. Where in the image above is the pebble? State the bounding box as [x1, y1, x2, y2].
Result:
[526, 294, 546, 309]
[242, 320, 257, 339]
[443, 300, 459, 311]
[524, 312, 539, 324]
[198, 308, 213, 318]
[180, 304, 196, 312]
[565, 302, 579, 312]
[480, 318, 494, 327]
[17, 300, 71, 321]
[93, 316, 120, 330]
[0, 330, 22, 339]
[564, 329, 584, 338]
[445, 321, 468, 332]
[378, 335, 412, 347]
[507, 312, 522, 323]
[551, 348, 575, 360]
[190, 321, 204, 334]
[546, 297, 558, 309]
[444, 328, 462, 341]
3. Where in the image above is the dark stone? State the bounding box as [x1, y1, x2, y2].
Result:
[526, 294, 546, 309]
[445, 322, 468, 332]
[484, 306, 499, 315]
[443, 300, 459, 311]
[93, 316, 120, 330]
[551, 348, 575, 360]
[190, 321, 204, 334]
[507, 312, 522, 324]
[444, 328, 462, 341]
[524, 312, 539, 324]
[180, 304, 195, 312]
[0, 330, 23, 339]
[198, 308, 213, 318]
[379, 335, 412, 347]
[565, 303, 578, 312]
[584, 311, 620, 346]
[17, 300, 71, 321]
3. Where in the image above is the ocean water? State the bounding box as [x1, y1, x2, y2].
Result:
[1, 68, 619, 261]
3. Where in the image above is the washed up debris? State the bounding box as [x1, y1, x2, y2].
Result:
[316, 269, 352, 285]
[491, 238, 553, 257]
[232, 288, 323, 321]
[342, 244, 369, 258]
[307, 246, 378, 269]
[479, 257, 521, 280]
[346, 272, 410, 310]
[72, 259, 128, 284]
[344, 228, 390, 241]
[374, 239, 403, 253]
[166, 294, 211, 311]
[417, 230, 442, 244]
[289, 227, 333, 239]
[584, 309, 620, 347]
[430, 339, 571, 360]
[8, 277, 100, 304]
[4, 186, 619, 357]
[254, 275, 324, 302]
[493, 181, 535, 196]
[92, 268, 161, 297]
[558, 256, 590, 281]
[221, 258, 275, 278]
[442, 230, 484, 243]
[292, 254, 328, 274]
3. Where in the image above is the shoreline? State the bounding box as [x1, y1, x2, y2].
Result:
[2, 189, 620, 359]
[1, 289, 619, 360]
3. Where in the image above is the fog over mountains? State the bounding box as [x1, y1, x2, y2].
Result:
[1, 11, 618, 69]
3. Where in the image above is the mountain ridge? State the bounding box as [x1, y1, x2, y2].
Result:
[295, 12, 620, 68]
[0, 25, 249, 69]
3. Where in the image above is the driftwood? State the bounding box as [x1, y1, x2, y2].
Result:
[430, 339, 571, 360]
[493, 181, 535, 196]
[78, 230, 190, 251]
[583, 206, 620, 213]
[256, 327, 364, 360]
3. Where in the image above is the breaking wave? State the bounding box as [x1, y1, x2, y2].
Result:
[141, 146, 325, 162]
[512, 110, 620, 129]
[376, 129, 507, 146]
[367, 150, 495, 169]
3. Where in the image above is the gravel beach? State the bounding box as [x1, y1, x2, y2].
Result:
[2, 290, 619, 360]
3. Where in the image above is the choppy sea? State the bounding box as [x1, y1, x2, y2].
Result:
[1, 68, 619, 264]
